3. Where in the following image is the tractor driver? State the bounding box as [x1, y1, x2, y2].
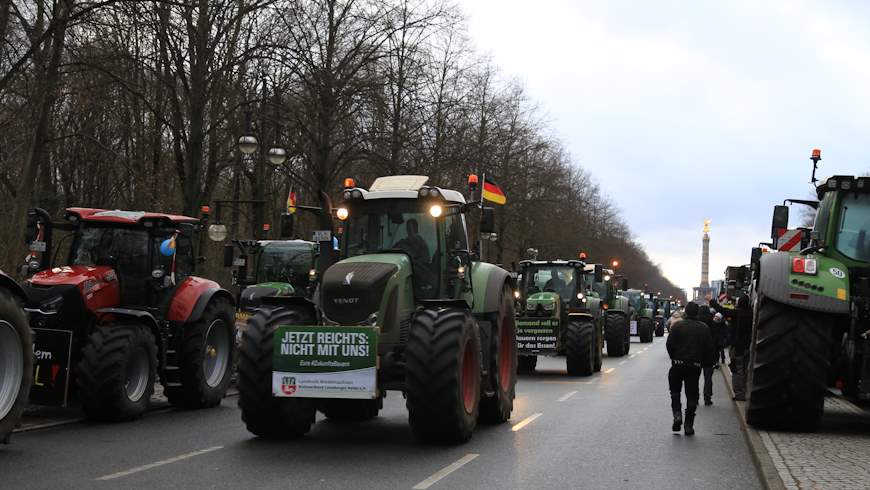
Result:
[395, 219, 430, 264]
[544, 268, 574, 300]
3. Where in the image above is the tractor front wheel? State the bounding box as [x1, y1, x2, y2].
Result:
[406, 307, 481, 444]
[238, 305, 317, 438]
[638, 318, 654, 343]
[0, 291, 31, 443]
[746, 298, 830, 431]
[479, 286, 517, 424]
[78, 324, 157, 421]
[566, 320, 595, 376]
[166, 298, 236, 409]
[655, 319, 665, 337]
[605, 313, 627, 357]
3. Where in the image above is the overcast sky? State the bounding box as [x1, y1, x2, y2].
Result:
[458, 0, 870, 294]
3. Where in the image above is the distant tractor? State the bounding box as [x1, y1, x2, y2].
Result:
[626, 289, 655, 343]
[514, 260, 604, 375]
[0, 272, 32, 444]
[588, 267, 631, 357]
[747, 149, 870, 431]
[237, 175, 516, 444]
[21, 208, 236, 421]
[653, 297, 672, 337]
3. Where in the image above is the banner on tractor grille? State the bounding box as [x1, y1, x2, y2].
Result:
[272, 325, 378, 399]
[29, 328, 73, 407]
[516, 317, 559, 352]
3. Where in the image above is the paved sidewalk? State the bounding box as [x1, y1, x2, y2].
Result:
[720, 362, 870, 490]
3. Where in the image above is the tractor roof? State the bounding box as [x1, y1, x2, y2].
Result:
[66, 207, 199, 225]
[258, 239, 315, 248]
[353, 175, 466, 203]
[520, 259, 585, 267]
[815, 175, 870, 198]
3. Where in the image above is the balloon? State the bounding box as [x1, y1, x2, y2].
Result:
[160, 238, 176, 256]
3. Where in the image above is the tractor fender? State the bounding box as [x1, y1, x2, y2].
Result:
[471, 262, 511, 315]
[261, 295, 319, 321]
[168, 277, 235, 323]
[568, 312, 595, 322]
[96, 307, 162, 351]
[0, 271, 27, 303]
[757, 252, 850, 314]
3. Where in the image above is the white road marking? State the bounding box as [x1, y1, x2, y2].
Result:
[629, 354, 636, 358]
[637, 350, 646, 355]
[412, 453, 479, 489]
[619, 360, 627, 365]
[604, 367, 616, 374]
[95, 446, 224, 481]
[511, 412, 543, 432]
[557, 391, 578, 402]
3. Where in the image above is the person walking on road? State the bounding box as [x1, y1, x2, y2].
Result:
[666, 301, 715, 435]
[710, 293, 752, 401]
[697, 306, 720, 406]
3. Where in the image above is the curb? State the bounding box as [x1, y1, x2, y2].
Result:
[719, 363, 785, 490]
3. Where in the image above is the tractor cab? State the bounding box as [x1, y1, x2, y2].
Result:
[516, 260, 594, 317]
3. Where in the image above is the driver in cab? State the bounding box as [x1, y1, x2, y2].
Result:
[544, 269, 573, 300]
[395, 219, 430, 264]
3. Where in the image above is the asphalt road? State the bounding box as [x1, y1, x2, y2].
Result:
[0, 337, 761, 489]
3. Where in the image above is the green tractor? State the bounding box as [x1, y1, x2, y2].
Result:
[513, 260, 604, 375]
[0, 272, 31, 444]
[225, 239, 317, 334]
[626, 289, 655, 343]
[588, 268, 631, 357]
[747, 149, 870, 431]
[653, 297, 672, 337]
[237, 175, 517, 444]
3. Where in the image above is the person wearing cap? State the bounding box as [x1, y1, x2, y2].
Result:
[710, 292, 752, 401]
[666, 301, 715, 435]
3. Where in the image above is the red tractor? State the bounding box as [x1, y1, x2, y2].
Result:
[21, 207, 235, 421]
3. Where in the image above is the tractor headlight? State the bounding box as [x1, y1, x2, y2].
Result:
[336, 207, 349, 220]
[603, 274, 611, 282]
[576, 292, 584, 300]
[514, 290, 520, 299]
[429, 204, 443, 218]
[41, 295, 64, 313]
[526, 302, 535, 310]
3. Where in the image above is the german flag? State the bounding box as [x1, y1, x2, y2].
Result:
[286, 190, 297, 214]
[482, 175, 506, 205]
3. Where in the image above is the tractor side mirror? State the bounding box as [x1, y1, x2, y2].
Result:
[25, 212, 38, 245]
[771, 205, 789, 239]
[594, 264, 603, 283]
[223, 243, 234, 267]
[480, 207, 495, 234]
[280, 213, 294, 238]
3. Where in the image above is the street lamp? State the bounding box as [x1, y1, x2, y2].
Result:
[268, 146, 288, 165]
[611, 259, 620, 268]
[238, 135, 258, 155]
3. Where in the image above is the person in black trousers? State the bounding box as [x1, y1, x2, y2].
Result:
[666, 301, 715, 435]
[710, 293, 752, 400]
[697, 306, 720, 406]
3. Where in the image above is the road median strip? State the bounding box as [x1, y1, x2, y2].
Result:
[412, 453, 479, 489]
[95, 446, 224, 481]
[511, 412, 543, 432]
[557, 391, 577, 402]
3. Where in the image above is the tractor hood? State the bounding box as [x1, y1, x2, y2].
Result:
[525, 291, 559, 316]
[30, 265, 116, 288]
[24, 265, 120, 314]
[238, 282, 298, 311]
[320, 254, 403, 325]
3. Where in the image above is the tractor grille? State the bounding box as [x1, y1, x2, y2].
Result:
[321, 262, 397, 324]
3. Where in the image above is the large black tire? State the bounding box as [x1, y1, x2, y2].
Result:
[320, 397, 382, 422]
[594, 323, 603, 372]
[746, 298, 831, 431]
[78, 324, 157, 421]
[517, 355, 537, 373]
[479, 286, 517, 424]
[406, 308, 481, 444]
[0, 291, 32, 444]
[654, 319, 665, 337]
[238, 305, 317, 438]
[605, 313, 627, 357]
[166, 298, 236, 409]
[566, 320, 595, 376]
[638, 318, 654, 343]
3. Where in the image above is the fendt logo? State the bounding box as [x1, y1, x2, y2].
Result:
[343, 271, 354, 286]
[281, 376, 297, 395]
[333, 297, 360, 305]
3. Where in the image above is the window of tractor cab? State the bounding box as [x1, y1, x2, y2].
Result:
[590, 280, 609, 299]
[626, 291, 641, 310]
[834, 193, 870, 262]
[343, 200, 439, 261]
[71, 225, 151, 275]
[258, 243, 314, 286]
[523, 266, 576, 299]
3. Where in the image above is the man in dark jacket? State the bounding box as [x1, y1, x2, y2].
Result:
[710, 293, 752, 400]
[666, 301, 715, 435]
[697, 306, 720, 406]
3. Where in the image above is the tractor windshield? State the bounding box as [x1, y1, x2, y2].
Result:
[71, 225, 150, 274]
[523, 265, 576, 300]
[835, 193, 870, 262]
[626, 291, 641, 310]
[257, 242, 314, 286]
[591, 280, 608, 299]
[343, 199, 440, 297]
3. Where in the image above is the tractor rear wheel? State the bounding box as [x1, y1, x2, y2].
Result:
[566, 320, 595, 376]
[78, 324, 157, 421]
[605, 313, 627, 357]
[746, 298, 830, 431]
[517, 356, 537, 373]
[0, 291, 31, 444]
[655, 319, 665, 337]
[479, 286, 517, 424]
[238, 305, 317, 438]
[406, 307, 481, 444]
[166, 298, 236, 409]
[638, 318, 654, 343]
[320, 397, 382, 422]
